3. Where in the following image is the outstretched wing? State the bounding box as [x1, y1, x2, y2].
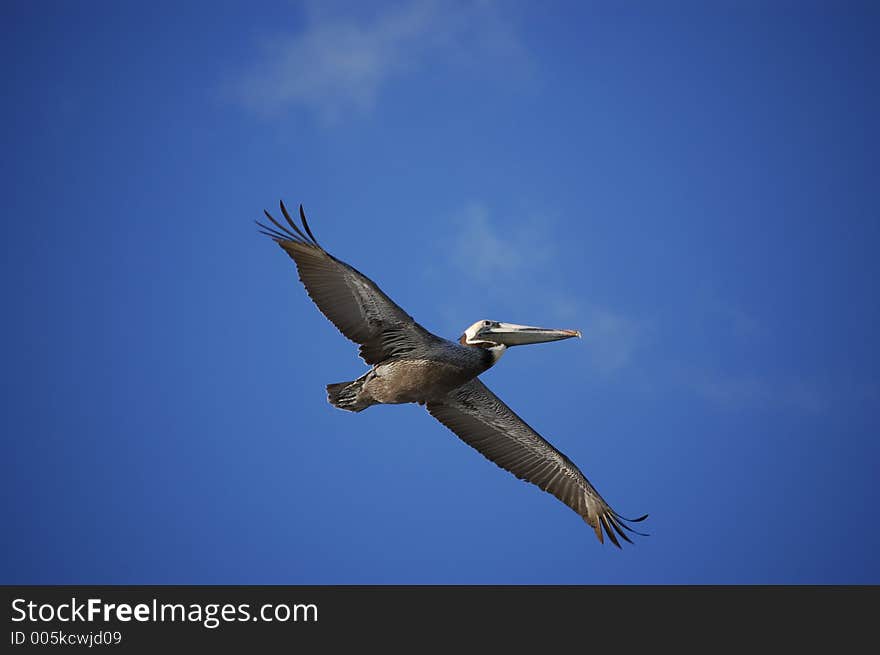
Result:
[426, 379, 647, 547]
[257, 202, 441, 364]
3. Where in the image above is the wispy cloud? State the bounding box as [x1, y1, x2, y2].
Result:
[449, 203, 552, 280]
[583, 307, 648, 374]
[678, 368, 880, 416]
[698, 286, 762, 339]
[689, 371, 830, 413]
[548, 299, 649, 374]
[235, 0, 528, 122]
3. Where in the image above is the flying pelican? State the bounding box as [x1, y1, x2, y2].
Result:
[257, 202, 647, 547]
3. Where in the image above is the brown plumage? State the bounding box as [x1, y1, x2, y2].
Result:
[426, 379, 647, 545]
[257, 201, 647, 547]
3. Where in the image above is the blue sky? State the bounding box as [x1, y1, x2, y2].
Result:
[2, 1, 878, 584]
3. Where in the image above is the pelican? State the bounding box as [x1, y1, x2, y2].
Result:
[257, 202, 647, 547]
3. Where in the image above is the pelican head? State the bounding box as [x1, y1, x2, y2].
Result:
[460, 320, 581, 349]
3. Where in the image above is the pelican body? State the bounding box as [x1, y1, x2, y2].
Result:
[327, 321, 580, 411]
[257, 202, 647, 547]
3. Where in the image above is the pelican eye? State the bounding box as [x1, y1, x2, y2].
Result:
[483, 321, 492, 327]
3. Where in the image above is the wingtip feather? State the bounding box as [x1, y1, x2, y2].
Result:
[261, 209, 299, 241]
[609, 516, 634, 544]
[273, 199, 320, 247]
[612, 511, 650, 537]
[601, 515, 622, 548]
[299, 204, 320, 246]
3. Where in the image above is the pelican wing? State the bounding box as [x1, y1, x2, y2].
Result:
[258, 202, 439, 364]
[426, 379, 647, 546]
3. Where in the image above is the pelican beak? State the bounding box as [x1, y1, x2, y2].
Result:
[482, 322, 582, 347]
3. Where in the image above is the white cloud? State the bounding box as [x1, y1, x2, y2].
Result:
[583, 306, 647, 374]
[450, 203, 552, 280]
[685, 369, 832, 414]
[235, 0, 528, 122]
[693, 372, 880, 416]
[694, 283, 762, 339]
